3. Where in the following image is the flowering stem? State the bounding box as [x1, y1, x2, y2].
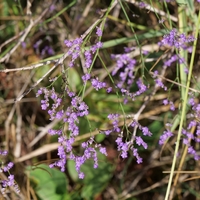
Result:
[164, 10, 200, 200]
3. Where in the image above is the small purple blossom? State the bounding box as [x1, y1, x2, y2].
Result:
[159, 130, 173, 145]
[188, 97, 195, 106]
[141, 127, 152, 136]
[159, 29, 195, 49]
[111, 53, 136, 90]
[155, 78, 167, 90]
[163, 99, 168, 105]
[135, 79, 147, 95]
[106, 87, 112, 93]
[169, 101, 175, 111]
[96, 27, 102, 37]
[136, 136, 148, 149]
[3, 162, 14, 172]
[82, 73, 91, 83]
[90, 42, 103, 53]
[131, 148, 143, 164]
[21, 41, 26, 48]
[99, 147, 107, 156]
[139, 2, 146, 8]
[0, 150, 7, 155]
[101, 129, 112, 135]
[91, 78, 106, 90]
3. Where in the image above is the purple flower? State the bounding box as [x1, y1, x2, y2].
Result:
[21, 41, 26, 48]
[90, 42, 103, 53]
[73, 38, 83, 45]
[131, 148, 143, 164]
[163, 99, 168, 105]
[159, 130, 173, 145]
[111, 53, 136, 90]
[41, 100, 49, 110]
[139, 2, 146, 8]
[6, 175, 14, 187]
[136, 136, 148, 149]
[135, 79, 147, 95]
[96, 41, 103, 49]
[188, 120, 197, 129]
[141, 127, 152, 136]
[188, 146, 196, 155]
[164, 55, 178, 67]
[155, 78, 167, 90]
[188, 98, 195, 106]
[3, 162, 14, 172]
[101, 129, 112, 135]
[159, 29, 195, 49]
[91, 78, 106, 90]
[79, 172, 85, 179]
[96, 27, 102, 37]
[82, 73, 91, 83]
[169, 101, 175, 111]
[0, 150, 7, 155]
[56, 110, 64, 119]
[99, 147, 107, 156]
[106, 87, 112, 93]
[121, 151, 128, 158]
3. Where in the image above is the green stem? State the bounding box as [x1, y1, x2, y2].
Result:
[178, 6, 187, 100]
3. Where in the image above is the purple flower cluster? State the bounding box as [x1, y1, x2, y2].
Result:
[163, 99, 175, 111]
[159, 129, 173, 145]
[64, 27, 103, 69]
[115, 134, 146, 164]
[189, 96, 200, 119]
[100, 113, 120, 136]
[70, 136, 107, 179]
[158, 29, 195, 49]
[157, 29, 195, 78]
[159, 94, 200, 161]
[0, 150, 20, 195]
[33, 38, 55, 57]
[139, 2, 146, 8]
[91, 78, 107, 91]
[36, 87, 62, 120]
[37, 86, 108, 178]
[175, 96, 200, 160]
[36, 28, 111, 178]
[111, 53, 136, 89]
[96, 26, 102, 37]
[182, 127, 200, 160]
[101, 113, 152, 163]
[36, 25, 197, 179]
[111, 50, 149, 103]
[135, 79, 148, 96]
[64, 27, 106, 93]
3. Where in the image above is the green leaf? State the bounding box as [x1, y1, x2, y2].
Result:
[67, 68, 81, 90]
[80, 153, 114, 199]
[176, 0, 187, 5]
[27, 164, 68, 200]
[67, 160, 78, 182]
[95, 133, 105, 143]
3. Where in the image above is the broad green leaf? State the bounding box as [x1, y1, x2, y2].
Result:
[95, 133, 105, 143]
[80, 153, 114, 199]
[176, 0, 187, 5]
[67, 160, 78, 182]
[27, 164, 68, 200]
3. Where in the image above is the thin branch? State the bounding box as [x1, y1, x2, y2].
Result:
[0, 3, 51, 63]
